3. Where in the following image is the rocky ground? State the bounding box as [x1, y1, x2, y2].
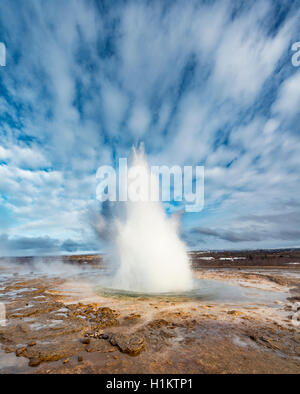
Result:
[0, 255, 300, 374]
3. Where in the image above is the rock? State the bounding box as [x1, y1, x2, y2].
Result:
[63, 358, 69, 364]
[66, 304, 77, 310]
[80, 338, 90, 344]
[85, 338, 115, 353]
[109, 333, 145, 356]
[29, 357, 41, 367]
[90, 307, 120, 328]
[3, 346, 15, 353]
[124, 313, 141, 322]
[78, 356, 83, 362]
[16, 346, 27, 357]
[227, 310, 242, 316]
[99, 334, 109, 340]
[147, 319, 169, 329]
[84, 329, 104, 339]
[23, 342, 84, 363]
[27, 341, 37, 347]
[250, 335, 282, 351]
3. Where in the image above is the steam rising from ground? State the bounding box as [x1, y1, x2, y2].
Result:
[0, 258, 97, 280]
[103, 146, 193, 293]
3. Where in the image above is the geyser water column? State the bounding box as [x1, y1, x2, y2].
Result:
[109, 146, 193, 293]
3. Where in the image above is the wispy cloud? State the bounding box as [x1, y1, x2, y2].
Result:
[0, 0, 299, 254]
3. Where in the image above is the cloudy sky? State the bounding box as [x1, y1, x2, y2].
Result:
[0, 0, 300, 256]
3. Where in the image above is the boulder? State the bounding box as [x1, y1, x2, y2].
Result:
[109, 333, 145, 356]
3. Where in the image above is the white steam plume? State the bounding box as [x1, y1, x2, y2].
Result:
[103, 145, 193, 293]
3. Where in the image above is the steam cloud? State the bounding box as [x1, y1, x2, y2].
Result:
[97, 146, 193, 293]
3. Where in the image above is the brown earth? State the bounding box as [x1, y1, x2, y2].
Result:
[0, 252, 300, 374]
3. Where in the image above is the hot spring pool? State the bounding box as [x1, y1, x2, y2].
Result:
[95, 278, 286, 304]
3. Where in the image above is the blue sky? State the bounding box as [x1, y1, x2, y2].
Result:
[0, 0, 300, 256]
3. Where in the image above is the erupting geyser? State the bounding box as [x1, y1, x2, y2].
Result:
[106, 145, 193, 293]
